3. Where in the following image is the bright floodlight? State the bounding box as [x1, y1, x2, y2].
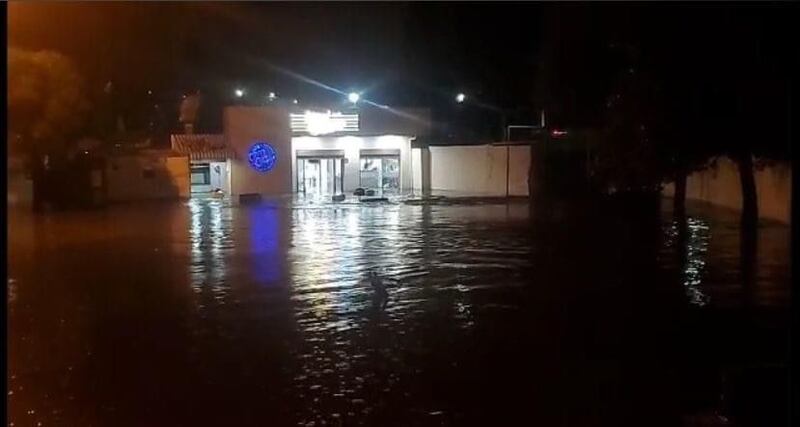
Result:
[348, 92, 360, 104]
[235, 88, 245, 98]
[293, 99, 299, 104]
[456, 93, 466, 103]
[268, 92, 277, 100]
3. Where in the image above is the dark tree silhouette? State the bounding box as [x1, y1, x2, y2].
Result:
[8, 48, 91, 210]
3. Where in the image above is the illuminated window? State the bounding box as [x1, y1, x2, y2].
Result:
[359, 150, 400, 193]
[190, 165, 210, 185]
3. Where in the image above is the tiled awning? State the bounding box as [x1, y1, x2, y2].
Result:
[171, 134, 237, 161]
[185, 148, 238, 162]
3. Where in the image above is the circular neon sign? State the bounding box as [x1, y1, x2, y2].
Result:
[248, 142, 277, 173]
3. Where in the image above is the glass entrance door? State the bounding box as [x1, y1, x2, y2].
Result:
[297, 157, 344, 195]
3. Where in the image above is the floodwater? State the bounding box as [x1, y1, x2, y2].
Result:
[7, 197, 790, 426]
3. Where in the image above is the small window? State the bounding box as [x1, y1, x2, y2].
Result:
[190, 165, 210, 185]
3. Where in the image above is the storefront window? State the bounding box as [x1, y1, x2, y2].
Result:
[360, 156, 400, 193]
[190, 164, 210, 185]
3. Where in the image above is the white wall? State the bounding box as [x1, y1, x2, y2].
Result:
[225, 107, 292, 201]
[411, 148, 422, 194]
[663, 156, 791, 224]
[291, 135, 413, 193]
[106, 154, 190, 202]
[507, 146, 531, 196]
[428, 145, 530, 196]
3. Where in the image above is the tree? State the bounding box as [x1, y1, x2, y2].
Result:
[8, 48, 91, 157]
[179, 92, 202, 134]
[8, 48, 91, 209]
[689, 8, 791, 228]
[589, 41, 674, 195]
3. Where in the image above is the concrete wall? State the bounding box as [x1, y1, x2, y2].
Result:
[428, 145, 530, 196]
[224, 106, 293, 200]
[411, 148, 422, 194]
[663, 156, 791, 224]
[291, 135, 413, 193]
[106, 153, 190, 202]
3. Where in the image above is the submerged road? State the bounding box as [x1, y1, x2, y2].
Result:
[7, 197, 790, 426]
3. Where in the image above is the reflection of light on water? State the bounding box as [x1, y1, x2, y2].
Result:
[189, 199, 229, 300]
[453, 284, 474, 329]
[249, 205, 282, 284]
[665, 217, 711, 306]
[293, 208, 373, 317]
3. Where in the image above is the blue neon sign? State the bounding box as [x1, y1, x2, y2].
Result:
[248, 142, 277, 173]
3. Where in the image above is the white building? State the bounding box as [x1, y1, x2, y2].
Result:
[171, 104, 533, 204]
[172, 105, 431, 202]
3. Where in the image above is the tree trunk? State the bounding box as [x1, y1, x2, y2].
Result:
[673, 171, 687, 217]
[735, 153, 758, 308]
[736, 153, 758, 231]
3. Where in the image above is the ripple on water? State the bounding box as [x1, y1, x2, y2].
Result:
[5, 198, 791, 425]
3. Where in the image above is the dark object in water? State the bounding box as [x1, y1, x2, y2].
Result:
[365, 189, 376, 196]
[353, 188, 366, 196]
[239, 193, 262, 205]
[331, 194, 346, 202]
[368, 270, 389, 309]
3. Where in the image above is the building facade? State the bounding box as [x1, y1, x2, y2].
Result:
[172, 105, 431, 202]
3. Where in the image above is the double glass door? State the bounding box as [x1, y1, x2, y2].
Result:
[297, 157, 344, 195]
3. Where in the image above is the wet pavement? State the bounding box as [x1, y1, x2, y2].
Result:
[7, 197, 790, 426]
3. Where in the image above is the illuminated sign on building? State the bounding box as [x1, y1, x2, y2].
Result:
[290, 111, 359, 136]
[248, 142, 278, 173]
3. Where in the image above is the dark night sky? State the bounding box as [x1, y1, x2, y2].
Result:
[8, 2, 795, 143]
[8, 3, 542, 107]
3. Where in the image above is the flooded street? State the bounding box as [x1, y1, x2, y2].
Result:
[7, 198, 790, 426]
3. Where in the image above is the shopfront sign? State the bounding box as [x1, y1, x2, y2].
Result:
[290, 111, 359, 136]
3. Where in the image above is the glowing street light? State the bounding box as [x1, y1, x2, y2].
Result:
[348, 92, 360, 104]
[292, 99, 299, 104]
[268, 91, 277, 101]
[455, 93, 466, 103]
[234, 88, 245, 98]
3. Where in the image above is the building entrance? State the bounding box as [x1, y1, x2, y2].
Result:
[296, 151, 344, 195]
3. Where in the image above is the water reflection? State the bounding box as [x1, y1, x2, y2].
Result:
[665, 217, 711, 306]
[189, 198, 231, 298]
[5, 198, 790, 426]
[249, 204, 283, 284]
